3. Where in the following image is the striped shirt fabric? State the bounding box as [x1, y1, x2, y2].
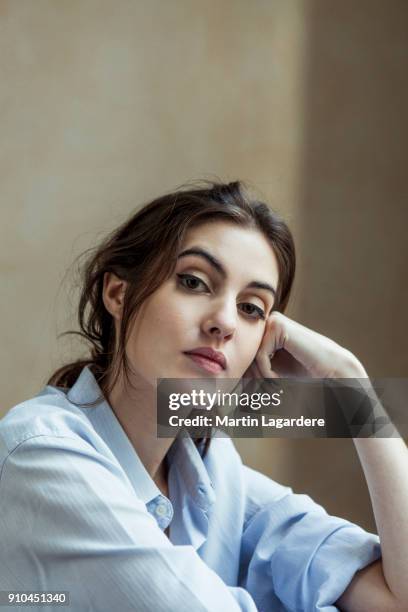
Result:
[0, 366, 381, 611]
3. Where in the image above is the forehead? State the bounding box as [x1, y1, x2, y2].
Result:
[180, 220, 279, 284]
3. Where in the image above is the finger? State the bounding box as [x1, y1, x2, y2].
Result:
[261, 314, 326, 375]
[243, 360, 263, 379]
[256, 351, 280, 379]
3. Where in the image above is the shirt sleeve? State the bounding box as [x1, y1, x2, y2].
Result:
[239, 464, 382, 612]
[0, 434, 257, 612]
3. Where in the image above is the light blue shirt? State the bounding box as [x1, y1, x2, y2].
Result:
[0, 366, 381, 611]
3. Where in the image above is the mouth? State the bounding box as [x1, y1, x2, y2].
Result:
[183, 347, 227, 374]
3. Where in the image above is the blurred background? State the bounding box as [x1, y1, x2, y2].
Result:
[1, 0, 407, 532]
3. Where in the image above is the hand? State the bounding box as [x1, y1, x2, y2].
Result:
[244, 312, 367, 379]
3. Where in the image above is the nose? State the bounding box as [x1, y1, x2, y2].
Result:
[201, 297, 237, 342]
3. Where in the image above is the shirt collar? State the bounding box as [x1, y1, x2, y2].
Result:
[66, 365, 160, 505]
[167, 435, 215, 511]
[65, 365, 215, 512]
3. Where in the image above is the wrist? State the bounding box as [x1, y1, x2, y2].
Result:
[335, 351, 368, 378]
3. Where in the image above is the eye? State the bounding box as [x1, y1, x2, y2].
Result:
[177, 273, 210, 293]
[177, 274, 266, 320]
[239, 302, 266, 321]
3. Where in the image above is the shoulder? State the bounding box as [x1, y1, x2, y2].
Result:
[0, 388, 134, 514]
[0, 385, 101, 463]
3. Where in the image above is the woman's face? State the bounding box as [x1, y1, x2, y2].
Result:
[124, 220, 280, 385]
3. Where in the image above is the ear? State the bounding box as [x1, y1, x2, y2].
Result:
[102, 272, 128, 321]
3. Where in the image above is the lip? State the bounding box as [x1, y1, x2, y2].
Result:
[183, 347, 227, 372]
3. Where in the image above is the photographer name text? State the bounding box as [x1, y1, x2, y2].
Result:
[167, 415, 325, 429]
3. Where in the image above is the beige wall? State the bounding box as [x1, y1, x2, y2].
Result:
[1, 0, 407, 531]
[287, 0, 408, 531]
[239, 0, 408, 532]
[1, 0, 305, 401]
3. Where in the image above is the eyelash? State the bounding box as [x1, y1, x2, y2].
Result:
[176, 273, 266, 321]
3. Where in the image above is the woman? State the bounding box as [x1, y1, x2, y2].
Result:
[0, 180, 407, 611]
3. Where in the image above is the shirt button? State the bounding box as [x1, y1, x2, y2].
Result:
[155, 503, 167, 517]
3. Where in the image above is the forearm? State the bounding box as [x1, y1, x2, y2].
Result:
[353, 435, 408, 606]
[337, 356, 408, 607]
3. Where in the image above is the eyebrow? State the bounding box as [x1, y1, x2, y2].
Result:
[177, 247, 277, 298]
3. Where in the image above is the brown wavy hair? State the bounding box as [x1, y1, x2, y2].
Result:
[47, 179, 296, 457]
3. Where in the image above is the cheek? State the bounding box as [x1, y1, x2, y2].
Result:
[154, 300, 194, 333]
[235, 327, 265, 370]
[242, 345, 259, 368]
[244, 323, 265, 350]
[135, 291, 194, 346]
